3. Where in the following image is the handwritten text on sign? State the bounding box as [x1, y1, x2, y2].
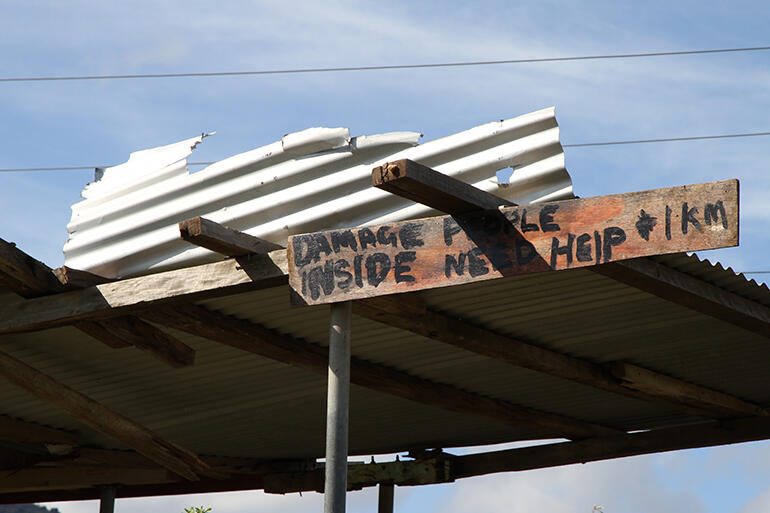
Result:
[288, 179, 738, 305]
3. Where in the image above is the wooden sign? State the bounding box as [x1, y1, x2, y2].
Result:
[288, 179, 738, 305]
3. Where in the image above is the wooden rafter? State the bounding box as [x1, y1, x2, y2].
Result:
[0, 252, 288, 335]
[0, 349, 215, 481]
[372, 159, 514, 214]
[0, 415, 78, 445]
[143, 304, 620, 439]
[179, 216, 284, 256]
[354, 295, 768, 419]
[0, 241, 196, 367]
[594, 258, 770, 339]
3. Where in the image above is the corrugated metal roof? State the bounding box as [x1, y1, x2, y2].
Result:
[4, 253, 768, 465]
[63, 107, 571, 278]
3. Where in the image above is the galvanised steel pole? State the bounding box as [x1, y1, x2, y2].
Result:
[378, 483, 395, 513]
[324, 301, 352, 513]
[99, 485, 116, 513]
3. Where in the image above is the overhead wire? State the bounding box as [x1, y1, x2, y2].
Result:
[1, 45, 769, 83]
[1, 130, 769, 172]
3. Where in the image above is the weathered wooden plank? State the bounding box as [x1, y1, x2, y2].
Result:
[594, 257, 770, 339]
[0, 251, 288, 335]
[289, 179, 739, 305]
[453, 416, 770, 479]
[0, 239, 67, 297]
[179, 217, 284, 256]
[353, 296, 768, 419]
[0, 243, 195, 365]
[263, 457, 453, 493]
[53, 266, 112, 288]
[0, 415, 78, 445]
[0, 349, 213, 481]
[144, 304, 620, 439]
[95, 316, 195, 367]
[372, 159, 514, 215]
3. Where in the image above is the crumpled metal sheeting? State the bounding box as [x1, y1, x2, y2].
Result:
[64, 107, 572, 278]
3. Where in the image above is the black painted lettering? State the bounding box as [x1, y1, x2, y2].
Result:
[602, 227, 626, 263]
[293, 234, 332, 266]
[394, 251, 417, 283]
[443, 217, 462, 246]
[665, 205, 672, 240]
[539, 205, 560, 232]
[594, 231, 602, 262]
[576, 233, 593, 262]
[358, 228, 377, 250]
[515, 238, 537, 266]
[334, 259, 352, 289]
[704, 200, 728, 229]
[376, 226, 398, 247]
[445, 253, 466, 277]
[467, 248, 490, 277]
[550, 234, 575, 269]
[520, 209, 539, 232]
[301, 270, 307, 295]
[330, 230, 358, 253]
[681, 203, 702, 234]
[504, 209, 520, 226]
[353, 255, 363, 288]
[307, 260, 335, 300]
[365, 253, 391, 287]
[399, 222, 425, 249]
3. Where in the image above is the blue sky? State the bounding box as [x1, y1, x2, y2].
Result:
[1, 1, 769, 512]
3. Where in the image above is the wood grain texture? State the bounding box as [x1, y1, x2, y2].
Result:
[353, 296, 768, 419]
[0, 251, 288, 335]
[372, 159, 514, 215]
[144, 304, 621, 439]
[0, 349, 214, 481]
[453, 416, 770, 479]
[289, 180, 739, 305]
[179, 217, 284, 256]
[594, 257, 770, 339]
[0, 415, 78, 445]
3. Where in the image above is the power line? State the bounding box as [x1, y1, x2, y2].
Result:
[2, 130, 769, 172]
[2, 45, 769, 83]
[563, 131, 770, 147]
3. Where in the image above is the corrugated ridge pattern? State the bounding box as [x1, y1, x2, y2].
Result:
[63, 107, 571, 278]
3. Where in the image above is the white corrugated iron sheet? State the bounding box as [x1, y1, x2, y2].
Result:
[64, 107, 572, 278]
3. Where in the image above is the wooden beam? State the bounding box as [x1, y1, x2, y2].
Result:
[82, 316, 195, 367]
[0, 239, 68, 297]
[0, 349, 214, 481]
[143, 304, 620, 440]
[0, 415, 78, 445]
[0, 242, 195, 366]
[372, 159, 514, 215]
[179, 217, 284, 256]
[354, 295, 768, 419]
[453, 416, 770, 479]
[53, 266, 112, 288]
[0, 251, 288, 336]
[289, 179, 739, 305]
[594, 257, 770, 339]
[263, 456, 453, 494]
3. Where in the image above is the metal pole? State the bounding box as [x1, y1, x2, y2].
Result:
[99, 485, 116, 513]
[324, 301, 352, 513]
[377, 483, 395, 513]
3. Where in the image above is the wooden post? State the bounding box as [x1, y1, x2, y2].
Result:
[99, 485, 116, 513]
[324, 301, 352, 513]
[378, 483, 395, 513]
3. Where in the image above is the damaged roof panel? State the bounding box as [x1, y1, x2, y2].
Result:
[63, 107, 571, 278]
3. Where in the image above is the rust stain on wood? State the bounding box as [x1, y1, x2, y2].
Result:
[289, 180, 739, 305]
